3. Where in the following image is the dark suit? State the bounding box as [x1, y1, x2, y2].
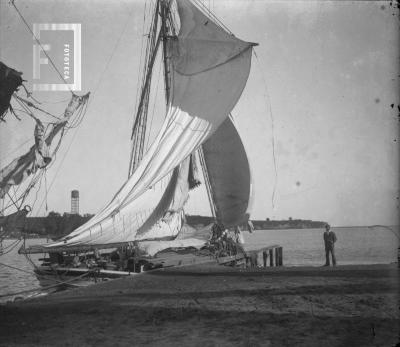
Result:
[323, 230, 337, 266]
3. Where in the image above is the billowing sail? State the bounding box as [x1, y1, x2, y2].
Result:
[35, 0, 255, 252]
[46, 157, 191, 249]
[202, 116, 253, 228]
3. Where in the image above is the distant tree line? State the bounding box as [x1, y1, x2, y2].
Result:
[0, 211, 94, 239]
[251, 218, 327, 230]
[40, 212, 94, 239]
[186, 215, 327, 230]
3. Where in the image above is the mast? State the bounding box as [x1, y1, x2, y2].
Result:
[128, 0, 177, 177]
[128, 0, 161, 177]
[198, 146, 217, 219]
[24, 0, 256, 253]
[161, 1, 218, 223]
[161, 0, 172, 104]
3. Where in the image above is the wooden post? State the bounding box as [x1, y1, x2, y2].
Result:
[250, 252, 257, 268]
[275, 247, 279, 267]
[263, 251, 267, 267]
[278, 247, 283, 266]
[269, 249, 274, 266]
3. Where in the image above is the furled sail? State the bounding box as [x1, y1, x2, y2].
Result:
[0, 94, 89, 199]
[202, 116, 253, 228]
[0, 61, 23, 122]
[138, 223, 213, 256]
[35, 0, 255, 253]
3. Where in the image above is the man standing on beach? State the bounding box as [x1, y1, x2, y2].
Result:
[323, 224, 337, 266]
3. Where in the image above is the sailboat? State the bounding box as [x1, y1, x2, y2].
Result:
[0, 58, 90, 255]
[16, 0, 258, 278]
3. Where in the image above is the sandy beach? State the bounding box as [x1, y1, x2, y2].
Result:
[0, 264, 398, 347]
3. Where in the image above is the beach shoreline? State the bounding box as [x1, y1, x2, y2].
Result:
[0, 264, 398, 346]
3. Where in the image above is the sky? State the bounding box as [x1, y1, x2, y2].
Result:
[0, 0, 398, 227]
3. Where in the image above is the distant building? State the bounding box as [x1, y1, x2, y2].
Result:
[71, 190, 79, 215]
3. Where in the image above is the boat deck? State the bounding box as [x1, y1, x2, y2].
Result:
[35, 245, 283, 284]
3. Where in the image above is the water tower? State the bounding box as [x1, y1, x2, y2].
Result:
[71, 190, 79, 215]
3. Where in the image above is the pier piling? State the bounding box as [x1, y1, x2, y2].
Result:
[245, 245, 283, 268]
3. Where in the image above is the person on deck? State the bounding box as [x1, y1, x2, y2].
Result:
[72, 254, 81, 267]
[323, 224, 337, 266]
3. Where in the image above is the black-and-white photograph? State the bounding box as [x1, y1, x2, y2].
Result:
[0, 0, 398, 346]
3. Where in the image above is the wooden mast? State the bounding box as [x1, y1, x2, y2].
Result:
[128, 0, 176, 177]
[128, 0, 161, 177]
[161, 0, 172, 104]
[129, 0, 218, 224]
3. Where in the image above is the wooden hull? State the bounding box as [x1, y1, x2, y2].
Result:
[35, 266, 137, 279]
[33, 252, 247, 289]
[33, 266, 139, 290]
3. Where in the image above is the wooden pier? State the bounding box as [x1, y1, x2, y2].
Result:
[103, 246, 284, 270]
[244, 245, 283, 268]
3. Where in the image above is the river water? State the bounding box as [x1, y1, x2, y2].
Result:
[242, 225, 399, 266]
[0, 226, 398, 302]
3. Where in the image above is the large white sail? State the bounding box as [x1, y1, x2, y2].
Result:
[39, 0, 255, 252]
[202, 116, 253, 228]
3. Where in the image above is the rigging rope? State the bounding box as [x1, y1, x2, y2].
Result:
[13, 97, 36, 120]
[0, 138, 31, 161]
[2, 4, 90, 218]
[197, 147, 216, 219]
[17, 95, 89, 216]
[0, 238, 21, 252]
[10, 0, 73, 94]
[6, 191, 19, 211]
[192, 0, 233, 35]
[145, 58, 163, 150]
[0, 261, 31, 274]
[34, 125, 80, 216]
[24, 95, 71, 105]
[0, 239, 22, 256]
[0, 270, 92, 299]
[13, 95, 63, 121]
[24, 171, 44, 212]
[44, 169, 48, 213]
[1, 148, 45, 214]
[129, 0, 161, 176]
[254, 49, 278, 211]
[21, 83, 42, 105]
[133, 1, 149, 119]
[64, 96, 88, 129]
[91, 2, 136, 96]
[0, 258, 86, 288]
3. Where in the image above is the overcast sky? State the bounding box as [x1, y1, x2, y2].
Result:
[0, 0, 398, 226]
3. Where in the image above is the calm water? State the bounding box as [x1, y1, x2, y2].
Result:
[242, 226, 399, 266]
[0, 226, 398, 302]
[0, 238, 45, 303]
